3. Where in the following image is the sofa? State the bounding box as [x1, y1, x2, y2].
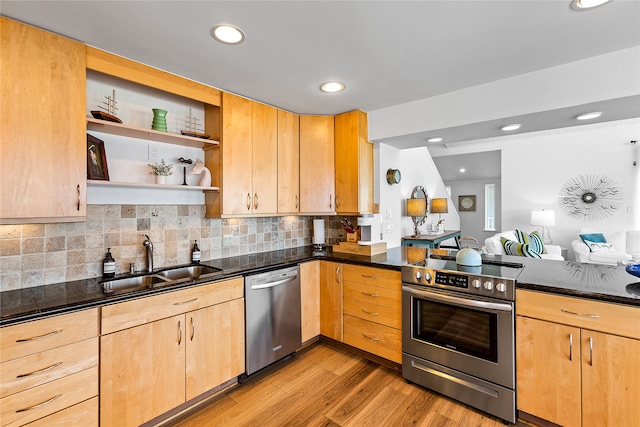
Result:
[484, 230, 564, 260]
[571, 229, 639, 265]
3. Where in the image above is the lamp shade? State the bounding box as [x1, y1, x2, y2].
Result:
[530, 209, 555, 227]
[406, 198, 426, 217]
[430, 198, 448, 214]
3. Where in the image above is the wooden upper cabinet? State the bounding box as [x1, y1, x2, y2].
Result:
[334, 110, 373, 215]
[299, 115, 335, 214]
[1, 17, 86, 224]
[278, 110, 300, 214]
[217, 92, 277, 216]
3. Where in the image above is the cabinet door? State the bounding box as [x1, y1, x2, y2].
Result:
[222, 92, 253, 215]
[581, 330, 640, 427]
[299, 115, 335, 214]
[334, 110, 373, 215]
[252, 102, 278, 214]
[277, 109, 300, 214]
[100, 314, 186, 427]
[300, 261, 320, 342]
[185, 298, 245, 401]
[516, 316, 581, 427]
[1, 17, 86, 223]
[320, 261, 342, 341]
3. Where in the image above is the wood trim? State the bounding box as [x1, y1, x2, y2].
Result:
[86, 46, 221, 106]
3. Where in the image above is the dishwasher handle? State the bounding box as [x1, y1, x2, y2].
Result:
[250, 275, 297, 290]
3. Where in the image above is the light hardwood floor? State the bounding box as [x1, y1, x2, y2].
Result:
[168, 342, 531, 427]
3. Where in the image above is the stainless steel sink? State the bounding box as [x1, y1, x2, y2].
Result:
[101, 265, 222, 295]
[101, 274, 170, 294]
[157, 265, 221, 280]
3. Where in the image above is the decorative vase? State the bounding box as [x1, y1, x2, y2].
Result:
[626, 263, 640, 279]
[155, 175, 167, 185]
[151, 108, 168, 132]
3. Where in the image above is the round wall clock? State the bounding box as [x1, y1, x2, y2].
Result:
[558, 174, 623, 221]
[458, 195, 476, 212]
[386, 168, 401, 185]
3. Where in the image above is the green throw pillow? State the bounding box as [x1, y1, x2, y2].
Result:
[515, 230, 545, 254]
[501, 237, 542, 258]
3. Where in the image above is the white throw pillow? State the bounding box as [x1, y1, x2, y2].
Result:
[583, 240, 614, 252]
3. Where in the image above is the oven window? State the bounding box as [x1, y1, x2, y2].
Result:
[413, 298, 498, 362]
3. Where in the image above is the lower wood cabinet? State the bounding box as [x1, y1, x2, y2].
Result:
[100, 278, 245, 427]
[300, 261, 320, 343]
[320, 261, 343, 341]
[516, 289, 640, 427]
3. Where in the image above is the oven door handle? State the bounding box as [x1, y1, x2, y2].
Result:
[402, 285, 513, 312]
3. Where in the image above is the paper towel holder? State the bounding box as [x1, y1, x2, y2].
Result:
[313, 219, 326, 250]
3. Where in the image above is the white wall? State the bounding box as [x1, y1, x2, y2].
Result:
[429, 119, 640, 259]
[444, 179, 501, 245]
[377, 145, 460, 248]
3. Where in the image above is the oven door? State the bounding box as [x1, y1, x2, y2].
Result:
[402, 284, 514, 389]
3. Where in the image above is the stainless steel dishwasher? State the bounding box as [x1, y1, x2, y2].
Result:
[244, 265, 301, 376]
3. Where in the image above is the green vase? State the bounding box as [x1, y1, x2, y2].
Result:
[152, 108, 168, 132]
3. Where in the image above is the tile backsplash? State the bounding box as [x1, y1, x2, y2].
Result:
[0, 205, 349, 292]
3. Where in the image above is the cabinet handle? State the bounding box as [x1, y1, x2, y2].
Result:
[329, 194, 332, 209]
[16, 329, 63, 342]
[254, 193, 258, 210]
[295, 195, 298, 210]
[76, 184, 81, 211]
[190, 317, 195, 341]
[569, 333, 573, 361]
[174, 297, 198, 306]
[335, 266, 341, 283]
[362, 333, 380, 342]
[17, 361, 63, 378]
[336, 195, 339, 209]
[561, 308, 599, 318]
[246, 193, 251, 210]
[16, 394, 61, 412]
[589, 336, 593, 366]
[361, 274, 379, 279]
[361, 291, 379, 298]
[362, 309, 379, 316]
[178, 320, 182, 345]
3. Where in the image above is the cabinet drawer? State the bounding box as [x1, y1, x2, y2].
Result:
[0, 309, 99, 363]
[342, 265, 401, 290]
[1, 337, 98, 398]
[343, 297, 401, 329]
[343, 280, 401, 309]
[0, 367, 98, 427]
[23, 397, 98, 427]
[343, 315, 401, 363]
[516, 290, 640, 339]
[101, 277, 243, 335]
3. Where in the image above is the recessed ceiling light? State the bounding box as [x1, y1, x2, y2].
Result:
[501, 124, 521, 131]
[459, 168, 466, 173]
[570, 0, 611, 11]
[576, 112, 602, 120]
[320, 82, 345, 93]
[210, 24, 245, 44]
[427, 137, 443, 143]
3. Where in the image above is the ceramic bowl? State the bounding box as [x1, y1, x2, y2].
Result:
[625, 263, 640, 279]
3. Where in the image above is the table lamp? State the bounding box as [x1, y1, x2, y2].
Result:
[430, 198, 448, 231]
[407, 198, 427, 236]
[531, 209, 555, 244]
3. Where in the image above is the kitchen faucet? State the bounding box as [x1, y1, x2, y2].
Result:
[143, 235, 153, 272]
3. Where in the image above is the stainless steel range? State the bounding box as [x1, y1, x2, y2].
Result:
[402, 254, 524, 424]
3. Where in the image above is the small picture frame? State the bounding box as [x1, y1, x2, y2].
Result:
[458, 195, 476, 212]
[87, 134, 109, 180]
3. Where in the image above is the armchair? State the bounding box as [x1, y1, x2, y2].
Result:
[484, 230, 564, 260]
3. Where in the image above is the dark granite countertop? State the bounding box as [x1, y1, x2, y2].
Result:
[2, 246, 638, 327]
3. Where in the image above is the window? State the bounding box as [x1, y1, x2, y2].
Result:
[485, 184, 496, 231]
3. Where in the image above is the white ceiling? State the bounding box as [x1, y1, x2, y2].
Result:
[2, 0, 639, 146]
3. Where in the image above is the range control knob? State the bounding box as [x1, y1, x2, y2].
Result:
[424, 272, 432, 283]
[415, 271, 422, 280]
[496, 282, 507, 293]
[483, 281, 494, 291]
[472, 279, 482, 289]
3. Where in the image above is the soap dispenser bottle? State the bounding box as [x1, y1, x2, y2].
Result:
[192, 240, 201, 264]
[103, 248, 116, 278]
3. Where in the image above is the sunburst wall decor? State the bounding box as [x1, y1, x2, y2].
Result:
[558, 174, 623, 221]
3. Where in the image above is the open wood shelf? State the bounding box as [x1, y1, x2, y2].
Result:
[88, 180, 219, 192]
[86, 117, 220, 149]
